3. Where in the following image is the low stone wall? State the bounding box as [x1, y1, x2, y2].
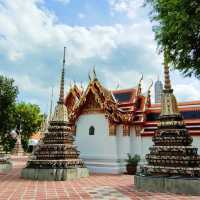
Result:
[21, 167, 89, 181]
[135, 175, 200, 195]
[0, 163, 12, 173]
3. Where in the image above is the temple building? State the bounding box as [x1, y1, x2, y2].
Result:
[63, 70, 200, 174]
[29, 65, 200, 174]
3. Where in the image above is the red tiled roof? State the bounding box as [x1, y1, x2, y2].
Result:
[112, 88, 137, 104]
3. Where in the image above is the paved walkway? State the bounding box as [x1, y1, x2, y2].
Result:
[0, 157, 199, 200]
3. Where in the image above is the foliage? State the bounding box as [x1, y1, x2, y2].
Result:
[0, 75, 18, 152]
[125, 154, 141, 166]
[0, 75, 44, 152]
[14, 102, 44, 151]
[146, 0, 200, 78]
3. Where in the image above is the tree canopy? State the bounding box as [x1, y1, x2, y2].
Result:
[0, 75, 44, 152]
[14, 102, 44, 151]
[146, 0, 200, 78]
[0, 75, 18, 151]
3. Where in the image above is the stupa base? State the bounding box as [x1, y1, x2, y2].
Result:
[0, 162, 12, 173]
[21, 167, 89, 181]
[135, 175, 200, 195]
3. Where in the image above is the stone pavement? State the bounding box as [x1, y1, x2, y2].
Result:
[0, 157, 199, 200]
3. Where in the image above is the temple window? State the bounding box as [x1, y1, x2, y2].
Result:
[89, 126, 95, 135]
[109, 123, 116, 136]
[123, 125, 130, 136]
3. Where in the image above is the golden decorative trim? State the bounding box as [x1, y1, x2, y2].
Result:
[123, 125, 130, 136]
[109, 122, 117, 136]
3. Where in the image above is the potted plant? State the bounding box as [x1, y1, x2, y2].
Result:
[125, 154, 140, 175]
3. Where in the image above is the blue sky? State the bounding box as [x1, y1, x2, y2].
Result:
[0, 0, 200, 114]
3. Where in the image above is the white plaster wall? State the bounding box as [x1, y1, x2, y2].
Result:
[75, 113, 154, 173]
[75, 113, 118, 160]
[115, 126, 153, 161]
[116, 125, 130, 160]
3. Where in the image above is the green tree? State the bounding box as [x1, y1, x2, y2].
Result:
[0, 75, 18, 152]
[146, 0, 200, 78]
[14, 102, 43, 151]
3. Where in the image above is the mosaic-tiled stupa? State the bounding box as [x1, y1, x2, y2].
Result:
[21, 47, 89, 180]
[142, 56, 200, 177]
[135, 54, 200, 194]
[12, 133, 24, 156]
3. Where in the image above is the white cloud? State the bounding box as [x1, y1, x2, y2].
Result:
[109, 0, 144, 18]
[0, 0, 199, 112]
[0, 0, 157, 64]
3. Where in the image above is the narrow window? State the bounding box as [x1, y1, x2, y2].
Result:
[89, 126, 95, 135]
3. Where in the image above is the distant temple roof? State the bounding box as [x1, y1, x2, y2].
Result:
[112, 88, 137, 103]
[143, 100, 200, 137]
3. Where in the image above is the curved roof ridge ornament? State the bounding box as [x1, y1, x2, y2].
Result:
[137, 73, 143, 96]
[143, 79, 153, 110]
[93, 65, 97, 80]
[88, 70, 91, 82]
[147, 79, 153, 95]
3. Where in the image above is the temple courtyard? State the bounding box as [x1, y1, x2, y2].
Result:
[0, 157, 198, 200]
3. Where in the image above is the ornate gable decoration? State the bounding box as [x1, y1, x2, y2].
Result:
[69, 72, 125, 123]
[67, 69, 150, 125]
[64, 84, 83, 114]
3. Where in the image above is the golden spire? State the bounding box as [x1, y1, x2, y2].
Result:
[52, 47, 68, 122]
[164, 52, 172, 91]
[160, 52, 180, 117]
[58, 46, 66, 104]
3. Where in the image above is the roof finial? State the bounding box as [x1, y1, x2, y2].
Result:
[88, 71, 91, 81]
[93, 66, 97, 80]
[58, 46, 66, 104]
[137, 73, 143, 95]
[164, 51, 172, 91]
[147, 79, 153, 95]
[145, 79, 153, 107]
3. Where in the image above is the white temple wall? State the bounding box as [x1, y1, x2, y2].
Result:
[116, 125, 130, 160]
[76, 113, 117, 159]
[75, 113, 154, 173]
[75, 113, 122, 173]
